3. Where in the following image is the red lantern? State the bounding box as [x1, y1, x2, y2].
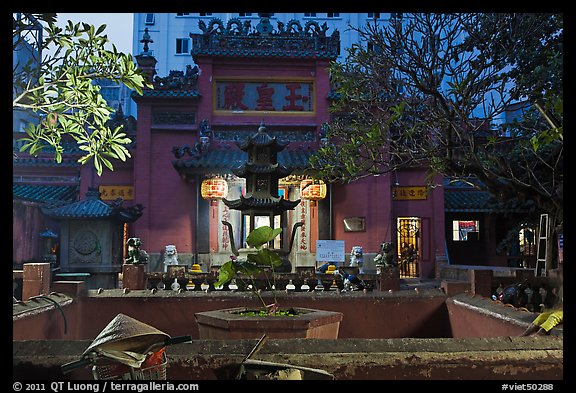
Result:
[300, 179, 327, 201]
[201, 177, 228, 200]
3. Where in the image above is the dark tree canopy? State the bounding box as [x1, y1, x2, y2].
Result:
[310, 13, 562, 227]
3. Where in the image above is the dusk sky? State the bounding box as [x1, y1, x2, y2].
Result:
[55, 13, 133, 54]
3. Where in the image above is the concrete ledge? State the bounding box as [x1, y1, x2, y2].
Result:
[449, 293, 563, 337]
[51, 281, 87, 298]
[13, 336, 563, 380]
[440, 280, 470, 296]
[13, 293, 73, 319]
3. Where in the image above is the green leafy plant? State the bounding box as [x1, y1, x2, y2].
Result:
[214, 226, 286, 315]
[13, 14, 153, 175]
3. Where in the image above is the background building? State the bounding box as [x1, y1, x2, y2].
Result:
[13, 13, 536, 286]
[107, 13, 445, 278]
[126, 13, 406, 117]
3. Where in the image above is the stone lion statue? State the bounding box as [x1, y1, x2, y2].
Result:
[374, 242, 395, 267]
[125, 237, 148, 264]
[349, 246, 364, 269]
[163, 244, 179, 271]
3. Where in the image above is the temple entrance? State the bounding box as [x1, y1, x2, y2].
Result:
[397, 217, 420, 278]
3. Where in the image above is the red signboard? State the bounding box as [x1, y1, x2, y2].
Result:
[215, 80, 314, 112]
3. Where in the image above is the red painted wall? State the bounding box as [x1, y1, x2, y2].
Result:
[332, 176, 393, 253]
[331, 171, 445, 279]
[13, 202, 58, 265]
[14, 293, 534, 341]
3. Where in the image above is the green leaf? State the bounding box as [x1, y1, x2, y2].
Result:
[214, 261, 237, 287]
[247, 248, 283, 268]
[100, 156, 114, 171]
[235, 260, 262, 276]
[95, 24, 106, 36]
[246, 226, 282, 248]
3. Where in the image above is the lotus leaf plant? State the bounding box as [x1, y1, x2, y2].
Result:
[214, 225, 287, 315]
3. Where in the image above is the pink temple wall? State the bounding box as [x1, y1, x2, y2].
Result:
[331, 170, 445, 279]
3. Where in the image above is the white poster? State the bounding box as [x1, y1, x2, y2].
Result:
[316, 240, 345, 262]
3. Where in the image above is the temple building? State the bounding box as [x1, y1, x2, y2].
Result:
[15, 14, 538, 283]
[87, 14, 443, 277]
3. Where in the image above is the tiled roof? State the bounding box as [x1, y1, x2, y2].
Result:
[13, 184, 79, 204]
[173, 148, 314, 175]
[133, 90, 201, 99]
[42, 191, 115, 218]
[443, 177, 532, 213]
[42, 188, 143, 222]
[444, 189, 532, 213]
[223, 195, 301, 212]
[444, 190, 494, 212]
[237, 128, 290, 151]
[233, 163, 292, 178]
[192, 48, 338, 59]
[13, 155, 81, 167]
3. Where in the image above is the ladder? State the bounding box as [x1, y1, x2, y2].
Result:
[535, 214, 549, 277]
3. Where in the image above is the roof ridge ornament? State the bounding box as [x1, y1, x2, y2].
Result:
[192, 15, 340, 59]
[140, 27, 153, 55]
[256, 13, 273, 36]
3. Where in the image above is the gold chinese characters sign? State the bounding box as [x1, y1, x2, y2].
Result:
[214, 79, 314, 113]
[392, 186, 428, 200]
[99, 185, 134, 201]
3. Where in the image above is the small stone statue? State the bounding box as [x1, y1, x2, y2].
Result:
[163, 244, 179, 272]
[125, 238, 148, 264]
[335, 269, 372, 292]
[349, 246, 364, 272]
[374, 242, 396, 267]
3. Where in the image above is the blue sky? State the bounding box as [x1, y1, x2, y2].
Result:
[55, 13, 133, 54]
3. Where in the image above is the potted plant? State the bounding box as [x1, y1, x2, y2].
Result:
[194, 226, 343, 339]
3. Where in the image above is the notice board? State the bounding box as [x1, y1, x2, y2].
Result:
[316, 240, 345, 262]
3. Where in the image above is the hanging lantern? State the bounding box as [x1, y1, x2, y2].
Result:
[201, 177, 228, 200]
[300, 179, 327, 201]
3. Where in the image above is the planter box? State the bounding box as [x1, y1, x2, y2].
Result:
[195, 307, 343, 339]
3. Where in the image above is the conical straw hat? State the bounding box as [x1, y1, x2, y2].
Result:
[83, 313, 170, 356]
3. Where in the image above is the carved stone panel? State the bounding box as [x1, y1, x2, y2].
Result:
[68, 222, 107, 264]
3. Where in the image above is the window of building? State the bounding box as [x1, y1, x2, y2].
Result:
[145, 14, 155, 25]
[391, 13, 403, 20]
[199, 13, 213, 17]
[238, 13, 253, 17]
[452, 220, 480, 241]
[505, 101, 531, 124]
[176, 38, 190, 55]
[304, 13, 317, 18]
[176, 13, 190, 17]
[368, 13, 381, 19]
[327, 13, 340, 18]
[520, 226, 536, 256]
[367, 42, 381, 53]
[100, 84, 121, 103]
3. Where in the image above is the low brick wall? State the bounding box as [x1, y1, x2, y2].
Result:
[13, 289, 563, 380]
[14, 289, 452, 340]
[13, 336, 563, 380]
